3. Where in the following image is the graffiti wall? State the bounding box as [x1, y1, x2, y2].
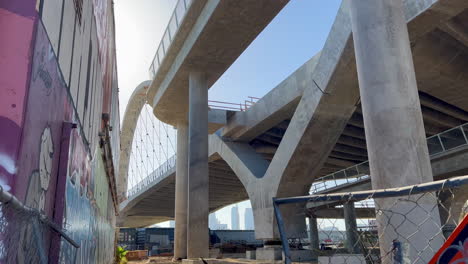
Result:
[0, 0, 37, 195]
[0, 0, 120, 262]
[2, 10, 117, 264]
[59, 130, 115, 264]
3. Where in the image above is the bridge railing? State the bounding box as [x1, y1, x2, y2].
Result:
[149, 0, 193, 79]
[310, 122, 468, 194]
[208, 97, 259, 112]
[127, 154, 177, 198]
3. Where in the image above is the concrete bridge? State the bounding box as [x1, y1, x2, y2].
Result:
[117, 0, 468, 261]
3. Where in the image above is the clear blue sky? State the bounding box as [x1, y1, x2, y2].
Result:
[115, 0, 341, 228]
[209, 0, 341, 103]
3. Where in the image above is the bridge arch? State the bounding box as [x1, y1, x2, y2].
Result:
[117, 80, 175, 202]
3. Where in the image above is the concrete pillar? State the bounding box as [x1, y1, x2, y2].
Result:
[174, 121, 188, 260]
[187, 71, 209, 258]
[343, 203, 360, 254]
[308, 216, 319, 253]
[349, 0, 444, 262]
[283, 204, 307, 239]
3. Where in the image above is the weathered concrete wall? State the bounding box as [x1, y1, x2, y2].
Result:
[0, 0, 120, 262]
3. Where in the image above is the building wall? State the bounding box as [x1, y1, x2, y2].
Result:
[0, 0, 119, 263]
[0, 0, 38, 194]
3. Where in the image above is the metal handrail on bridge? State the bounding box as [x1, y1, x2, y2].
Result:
[149, 0, 193, 79]
[127, 154, 177, 198]
[208, 97, 259, 112]
[310, 122, 468, 194]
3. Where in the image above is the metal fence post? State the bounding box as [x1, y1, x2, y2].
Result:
[272, 198, 291, 264]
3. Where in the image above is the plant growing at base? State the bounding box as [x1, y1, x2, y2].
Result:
[116, 246, 128, 264]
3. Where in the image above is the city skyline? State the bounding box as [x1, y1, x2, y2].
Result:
[209, 212, 228, 230]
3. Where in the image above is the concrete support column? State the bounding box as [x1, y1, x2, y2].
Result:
[174, 121, 188, 260]
[343, 203, 360, 254]
[187, 71, 209, 258]
[308, 216, 319, 252]
[282, 204, 307, 239]
[349, 0, 444, 262]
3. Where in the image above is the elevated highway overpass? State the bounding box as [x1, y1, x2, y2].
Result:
[117, 0, 468, 260]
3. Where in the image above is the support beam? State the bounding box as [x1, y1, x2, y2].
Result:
[325, 157, 356, 168]
[439, 20, 468, 48]
[187, 71, 209, 258]
[257, 134, 282, 146]
[349, 0, 444, 262]
[253, 144, 278, 155]
[421, 105, 464, 128]
[337, 135, 367, 149]
[341, 124, 366, 140]
[308, 216, 319, 259]
[174, 122, 189, 259]
[419, 91, 468, 123]
[343, 202, 360, 254]
[334, 143, 368, 157]
[329, 151, 367, 162]
[347, 113, 364, 128]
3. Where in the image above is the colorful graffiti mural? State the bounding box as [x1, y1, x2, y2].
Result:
[59, 130, 115, 264]
[0, 0, 38, 195]
[0, 0, 119, 262]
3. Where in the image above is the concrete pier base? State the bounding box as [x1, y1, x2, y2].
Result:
[256, 246, 282, 261]
[187, 71, 209, 258]
[246, 250, 256, 260]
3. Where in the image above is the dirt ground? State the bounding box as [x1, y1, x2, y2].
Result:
[128, 256, 314, 264]
[128, 256, 173, 264]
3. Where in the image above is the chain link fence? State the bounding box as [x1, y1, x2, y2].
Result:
[273, 176, 468, 264]
[0, 186, 79, 264]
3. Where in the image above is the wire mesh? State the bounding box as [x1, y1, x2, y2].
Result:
[0, 201, 79, 263]
[274, 176, 468, 264]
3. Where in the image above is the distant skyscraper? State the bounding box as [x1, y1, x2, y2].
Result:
[244, 208, 254, 230]
[231, 206, 240, 230]
[169, 220, 175, 228]
[209, 213, 218, 229]
[209, 213, 227, 230]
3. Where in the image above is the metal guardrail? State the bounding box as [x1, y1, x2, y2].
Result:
[127, 154, 177, 198]
[310, 122, 468, 194]
[149, 0, 193, 79]
[208, 97, 259, 112]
